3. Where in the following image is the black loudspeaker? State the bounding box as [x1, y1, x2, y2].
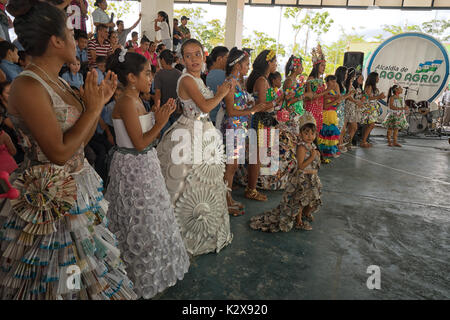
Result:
[344, 52, 364, 71]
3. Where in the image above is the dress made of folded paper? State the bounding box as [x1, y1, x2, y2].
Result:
[250, 139, 322, 233]
[156, 72, 233, 256]
[361, 88, 381, 125]
[105, 112, 190, 299]
[0, 70, 137, 300]
[344, 87, 363, 123]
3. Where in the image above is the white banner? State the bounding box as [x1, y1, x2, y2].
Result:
[366, 32, 449, 117]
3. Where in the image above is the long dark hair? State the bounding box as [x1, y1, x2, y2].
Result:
[345, 67, 356, 92]
[309, 63, 322, 79]
[7, 0, 67, 57]
[158, 11, 171, 37]
[365, 72, 379, 94]
[246, 49, 276, 93]
[225, 47, 247, 76]
[335, 66, 348, 94]
[207, 46, 229, 70]
[353, 72, 363, 91]
[106, 48, 148, 86]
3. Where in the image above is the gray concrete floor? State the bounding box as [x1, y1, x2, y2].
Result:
[158, 129, 450, 300]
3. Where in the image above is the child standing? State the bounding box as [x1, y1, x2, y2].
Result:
[105, 49, 189, 299]
[62, 57, 84, 90]
[250, 112, 321, 232]
[382, 84, 409, 147]
[221, 47, 267, 216]
[156, 39, 233, 256]
[318, 75, 343, 159]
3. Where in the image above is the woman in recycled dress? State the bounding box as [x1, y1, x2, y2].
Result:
[0, 1, 136, 300]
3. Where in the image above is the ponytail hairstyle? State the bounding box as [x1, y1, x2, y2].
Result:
[6, 0, 67, 57]
[157, 11, 171, 37]
[246, 49, 276, 93]
[106, 48, 148, 86]
[285, 55, 303, 77]
[207, 46, 229, 71]
[181, 39, 204, 59]
[225, 47, 247, 76]
[387, 84, 399, 104]
[345, 67, 356, 93]
[335, 66, 348, 94]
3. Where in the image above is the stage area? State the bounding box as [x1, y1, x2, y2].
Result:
[158, 131, 450, 300]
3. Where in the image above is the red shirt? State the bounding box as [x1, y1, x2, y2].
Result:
[135, 47, 151, 60]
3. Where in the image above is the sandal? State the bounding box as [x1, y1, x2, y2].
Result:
[228, 205, 244, 217]
[305, 213, 314, 222]
[227, 192, 244, 210]
[295, 221, 313, 231]
[244, 187, 267, 202]
[321, 158, 331, 164]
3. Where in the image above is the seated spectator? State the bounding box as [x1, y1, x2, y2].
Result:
[125, 31, 139, 51]
[156, 43, 166, 55]
[135, 36, 151, 60]
[95, 56, 107, 85]
[87, 24, 112, 69]
[0, 41, 22, 82]
[92, 0, 114, 30]
[117, 14, 141, 47]
[109, 30, 122, 52]
[17, 51, 30, 69]
[62, 57, 84, 90]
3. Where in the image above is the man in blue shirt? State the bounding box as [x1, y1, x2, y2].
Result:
[206, 46, 229, 125]
[0, 41, 22, 82]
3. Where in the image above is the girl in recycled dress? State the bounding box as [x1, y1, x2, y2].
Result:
[105, 49, 190, 299]
[157, 39, 233, 256]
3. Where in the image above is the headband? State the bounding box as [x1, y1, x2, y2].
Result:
[266, 50, 276, 62]
[289, 57, 303, 71]
[228, 52, 247, 67]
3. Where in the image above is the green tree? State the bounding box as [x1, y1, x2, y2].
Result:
[242, 31, 286, 65]
[174, 7, 225, 52]
[283, 8, 334, 54]
[421, 19, 450, 41]
[87, 0, 133, 20]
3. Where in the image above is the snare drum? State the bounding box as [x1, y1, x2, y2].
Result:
[417, 101, 430, 109]
[405, 99, 417, 109]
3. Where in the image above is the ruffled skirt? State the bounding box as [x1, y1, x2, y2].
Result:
[250, 170, 322, 233]
[156, 115, 233, 256]
[318, 110, 341, 158]
[105, 148, 190, 299]
[382, 112, 409, 130]
[0, 160, 137, 300]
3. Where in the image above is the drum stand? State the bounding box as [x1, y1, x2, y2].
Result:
[427, 104, 450, 138]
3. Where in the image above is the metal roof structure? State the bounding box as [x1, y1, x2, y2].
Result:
[174, 0, 450, 10]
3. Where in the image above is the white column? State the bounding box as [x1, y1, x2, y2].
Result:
[140, 0, 174, 44]
[224, 0, 245, 49]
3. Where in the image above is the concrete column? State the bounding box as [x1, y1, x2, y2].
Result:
[224, 0, 245, 49]
[140, 0, 174, 44]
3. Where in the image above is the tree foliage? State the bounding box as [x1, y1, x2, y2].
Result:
[87, 0, 133, 20]
[375, 19, 450, 41]
[242, 31, 286, 64]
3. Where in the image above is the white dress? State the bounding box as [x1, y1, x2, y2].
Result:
[105, 113, 190, 299]
[157, 72, 233, 256]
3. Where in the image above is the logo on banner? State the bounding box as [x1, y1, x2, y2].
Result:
[367, 33, 449, 109]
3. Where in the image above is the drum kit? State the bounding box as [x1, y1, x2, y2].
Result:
[403, 88, 447, 136]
